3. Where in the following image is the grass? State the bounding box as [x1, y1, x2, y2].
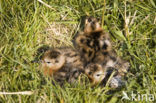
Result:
[0, 0, 156, 102]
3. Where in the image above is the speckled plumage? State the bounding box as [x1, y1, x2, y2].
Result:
[40, 47, 84, 85]
[74, 17, 112, 65]
[38, 16, 130, 88]
[73, 16, 130, 88]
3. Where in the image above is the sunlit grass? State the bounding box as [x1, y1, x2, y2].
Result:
[0, 0, 156, 102]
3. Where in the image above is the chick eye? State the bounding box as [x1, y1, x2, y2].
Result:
[88, 18, 92, 22]
[46, 61, 51, 64]
[96, 74, 100, 77]
[88, 71, 92, 75]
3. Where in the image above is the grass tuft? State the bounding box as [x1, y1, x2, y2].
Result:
[0, 0, 156, 102]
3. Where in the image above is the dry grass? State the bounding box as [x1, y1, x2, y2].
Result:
[0, 0, 156, 102]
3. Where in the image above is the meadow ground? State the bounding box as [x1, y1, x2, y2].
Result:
[0, 0, 156, 103]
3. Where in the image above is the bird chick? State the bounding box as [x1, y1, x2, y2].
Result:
[84, 63, 123, 88]
[74, 17, 112, 64]
[41, 49, 65, 76]
[85, 63, 106, 85]
[85, 16, 112, 53]
[40, 47, 84, 85]
[84, 53, 129, 88]
[84, 16, 102, 33]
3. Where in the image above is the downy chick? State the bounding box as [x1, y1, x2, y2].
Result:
[85, 63, 106, 85]
[74, 16, 112, 64]
[84, 16, 102, 33]
[41, 47, 84, 85]
[85, 63, 127, 88]
[41, 49, 65, 76]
